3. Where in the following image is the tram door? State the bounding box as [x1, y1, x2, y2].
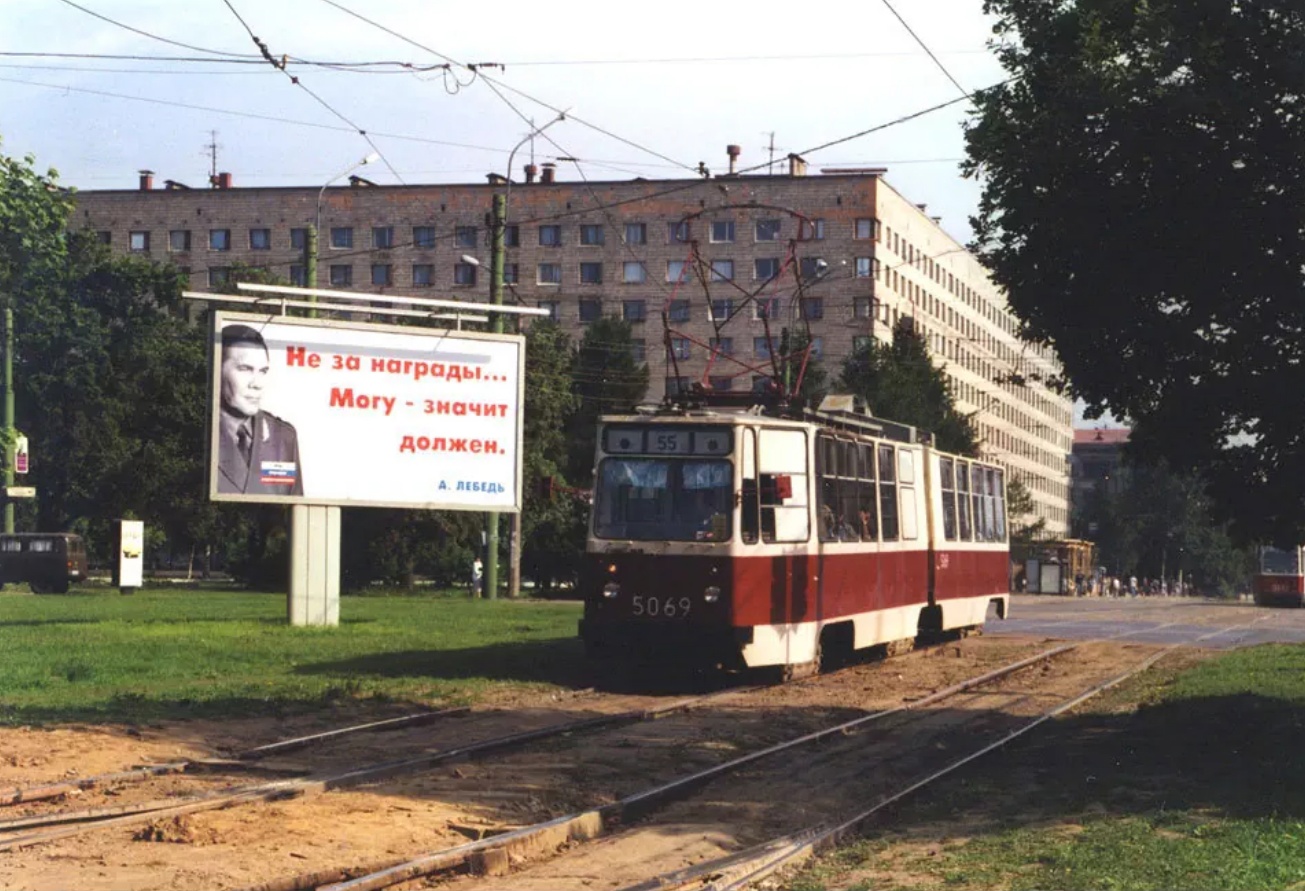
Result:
[742, 427, 810, 655]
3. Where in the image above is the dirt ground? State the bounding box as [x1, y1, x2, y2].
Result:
[0, 634, 1188, 891]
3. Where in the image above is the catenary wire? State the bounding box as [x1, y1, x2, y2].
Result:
[53, 0, 262, 59]
[877, 0, 973, 98]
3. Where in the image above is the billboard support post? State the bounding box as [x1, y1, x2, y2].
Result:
[485, 191, 506, 600]
[290, 503, 340, 626]
[3, 305, 13, 535]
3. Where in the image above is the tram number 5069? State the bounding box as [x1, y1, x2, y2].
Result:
[631, 595, 692, 618]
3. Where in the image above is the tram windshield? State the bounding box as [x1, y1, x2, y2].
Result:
[1260, 546, 1301, 575]
[593, 458, 733, 541]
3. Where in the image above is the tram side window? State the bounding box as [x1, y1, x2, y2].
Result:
[972, 465, 994, 541]
[742, 428, 760, 544]
[818, 437, 839, 542]
[759, 428, 809, 542]
[898, 450, 918, 540]
[858, 443, 879, 541]
[993, 468, 1007, 541]
[939, 458, 957, 541]
[879, 444, 899, 540]
[957, 461, 973, 541]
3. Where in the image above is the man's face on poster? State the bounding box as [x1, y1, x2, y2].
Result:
[221, 343, 270, 418]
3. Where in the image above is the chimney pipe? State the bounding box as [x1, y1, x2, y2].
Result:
[138, 169, 154, 191]
[524, 163, 538, 184]
[787, 153, 807, 177]
[726, 144, 741, 175]
[540, 162, 556, 184]
[210, 171, 233, 190]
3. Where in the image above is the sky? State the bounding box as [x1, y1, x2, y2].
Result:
[0, 0, 1118, 427]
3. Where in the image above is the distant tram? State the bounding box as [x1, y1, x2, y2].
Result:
[579, 401, 1010, 678]
[1253, 545, 1305, 608]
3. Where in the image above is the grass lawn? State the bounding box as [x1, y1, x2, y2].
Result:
[787, 644, 1305, 891]
[0, 586, 584, 725]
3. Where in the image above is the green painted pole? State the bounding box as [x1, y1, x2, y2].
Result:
[485, 192, 506, 599]
[305, 225, 318, 318]
[4, 306, 14, 534]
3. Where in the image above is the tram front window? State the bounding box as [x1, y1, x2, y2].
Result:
[594, 459, 733, 541]
[1261, 547, 1301, 574]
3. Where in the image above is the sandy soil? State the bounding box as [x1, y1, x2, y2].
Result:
[0, 634, 1180, 891]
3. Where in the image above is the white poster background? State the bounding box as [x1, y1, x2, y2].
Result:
[118, 520, 144, 588]
[210, 312, 524, 510]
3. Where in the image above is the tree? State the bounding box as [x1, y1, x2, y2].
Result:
[566, 316, 648, 486]
[964, 0, 1305, 543]
[1006, 476, 1047, 564]
[837, 319, 980, 456]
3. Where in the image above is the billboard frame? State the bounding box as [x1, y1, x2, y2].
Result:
[207, 310, 526, 513]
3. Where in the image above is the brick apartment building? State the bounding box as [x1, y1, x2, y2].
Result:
[71, 156, 1073, 533]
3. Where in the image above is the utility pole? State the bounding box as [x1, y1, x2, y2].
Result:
[304, 226, 318, 316]
[3, 306, 13, 534]
[485, 192, 506, 600]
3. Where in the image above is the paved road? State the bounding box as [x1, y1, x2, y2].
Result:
[987, 594, 1305, 649]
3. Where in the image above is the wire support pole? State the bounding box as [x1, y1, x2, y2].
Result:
[485, 191, 506, 600]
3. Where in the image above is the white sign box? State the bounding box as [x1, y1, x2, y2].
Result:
[209, 311, 524, 511]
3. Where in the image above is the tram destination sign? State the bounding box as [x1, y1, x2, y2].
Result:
[208, 311, 525, 511]
[603, 425, 732, 456]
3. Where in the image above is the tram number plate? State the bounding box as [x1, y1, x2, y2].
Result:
[631, 595, 692, 618]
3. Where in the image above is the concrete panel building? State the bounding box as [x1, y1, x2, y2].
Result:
[72, 159, 1073, 533]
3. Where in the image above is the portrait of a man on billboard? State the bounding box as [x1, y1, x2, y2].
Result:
[215, 324, 304, 495]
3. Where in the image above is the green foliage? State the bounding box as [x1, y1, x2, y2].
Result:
[1006, 476, 1047, 562]
[837, 320, 980, 455]
[1075, 459, 1255, 595]
[0, 588, 583, 724]
[965, 0, 1305, 543]
[566, 316, 648, 485]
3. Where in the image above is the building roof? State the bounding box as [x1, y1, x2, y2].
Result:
[1074, 428, 1131, 445]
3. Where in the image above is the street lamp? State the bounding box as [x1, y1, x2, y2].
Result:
[306, 152, 379, 315]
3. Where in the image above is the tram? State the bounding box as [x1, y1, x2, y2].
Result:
[578, 399, 1010, 677]
[1252, 545, 1305, 607]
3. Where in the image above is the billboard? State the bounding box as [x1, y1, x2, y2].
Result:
[208, 311, 524, 511]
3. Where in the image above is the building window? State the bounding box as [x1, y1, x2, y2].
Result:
[854, 296, 874, 319]
[668, 337, 691, 361]
[538, 263, 562, 285]
[710, 220, 735, 243]
[666, 376, 690, 395]
[209, 229, 231, 251]
[709, 376, 734, 391]
[372, 226, 394, 249]
[539, 224, 562, 246]
[413, 226, 435, 248]
[455, 226, 478, 248]
[129, 231, 150, 252]
[579, 298, 603, 322]
[623, 261, 647, 284]
[755, 257, 780, 280]
[854, 218, 877, 240]
[755, 219, 781, 241]
[503, 263, 519, 284]
[289, 264, 307, 286]
[668, 221, 690, 243]
[96, 231, 111, 245]
[630, 339, 646, 362]
[754, 297, 780, 320]
[856, 256, 873, 278]
[667, 260, 688, 283]
[504, 224, 520, 247]
[371, 264, 393, 286]
[329, 227, 352, 249]
[624, 222, 647, 245]
[751, 375, 772, 394]
[538, 300, 560, 320]
[623, 300, 646, 322]
[329, 264, 353, 286]
[710, 259, 734, 282]
[802, 218, 826, 240]
[249, 228, 271, 250]
[754, 336, 775, 359]
[668, 299, 690, 323]
[800, 297, 824, 320]
[809, 336, 824, 359]
[853, 335, 872, 352]
[799, 257, 826, 280]
[454, 262, 477, 286]
[710, 299, 734, 322]
[208, 266, 230, 288]
[413, 264, 434, 286]
[580, 224, 605, 245]
[709, 336, 734, 356]
[579, 262, 603, 284]
[290, 228, 307, 250]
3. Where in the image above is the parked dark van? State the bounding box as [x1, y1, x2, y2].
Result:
[0, 533, 88, 594]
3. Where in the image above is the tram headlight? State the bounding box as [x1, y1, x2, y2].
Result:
[602, 582, 621, 599]
[703, 585, 721, 603]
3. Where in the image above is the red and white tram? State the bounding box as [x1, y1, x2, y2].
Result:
[1253, 546, 1305, 607]
[579, 403, 1011, 676]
